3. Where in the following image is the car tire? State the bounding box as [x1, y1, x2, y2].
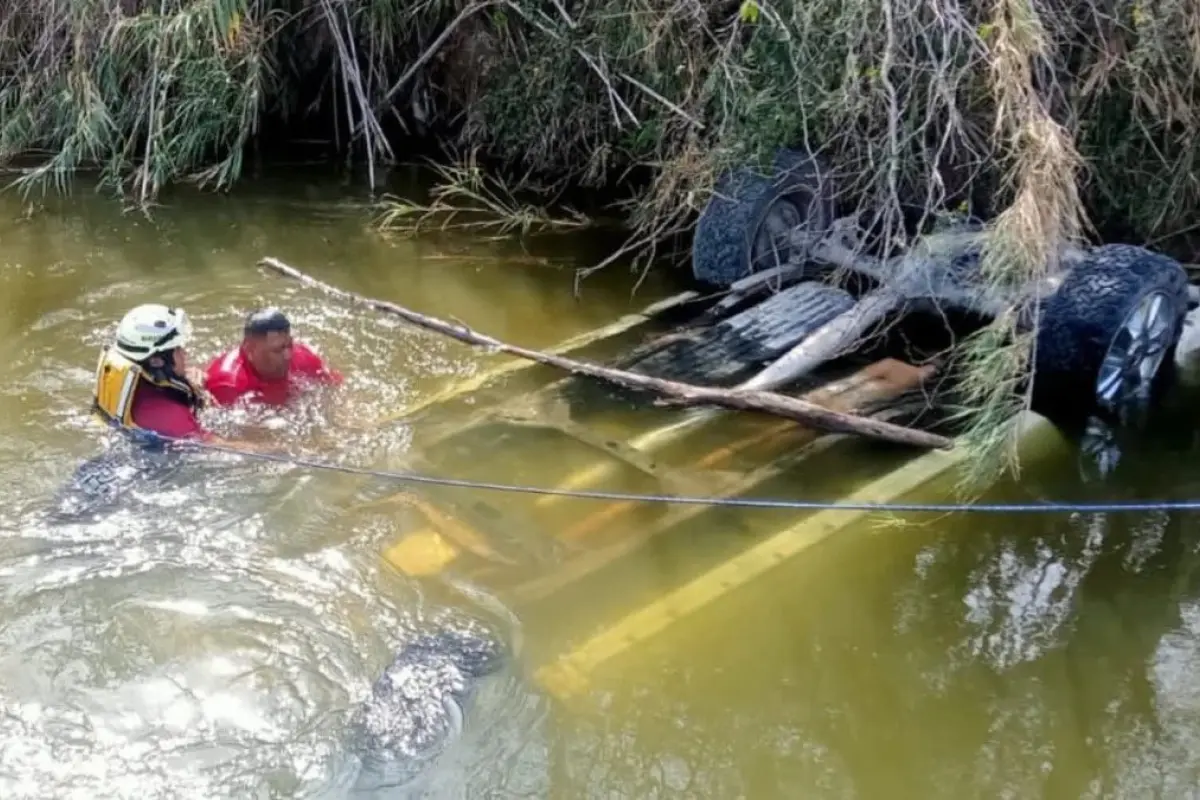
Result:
[1029, 243, 1189, 423]
[691, 148, 836, 288]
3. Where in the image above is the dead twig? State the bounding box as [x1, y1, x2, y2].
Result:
[373, 0, 497, 115]
[618, 71, 705, 130]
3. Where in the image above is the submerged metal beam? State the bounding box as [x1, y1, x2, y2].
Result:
[532, 410, 1070, 703]
[377, 359, 933, 582]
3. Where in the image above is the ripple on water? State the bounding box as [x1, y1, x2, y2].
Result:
[29, 308, 87, 333]
[0, 236, 565, 798]
[0, 487, 549, 798]
[0, 401, 546, 799]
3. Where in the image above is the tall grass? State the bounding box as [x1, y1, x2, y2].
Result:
[5, 0, 1194, 252]
[4, 0, 1199, 476]
[0, 0, 435, 199]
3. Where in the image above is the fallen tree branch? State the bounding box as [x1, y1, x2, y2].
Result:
[258, 257, 954, 450]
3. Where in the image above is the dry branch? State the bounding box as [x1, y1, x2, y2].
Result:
[258, 257, 953, 450]
[373, 0, 497, 114]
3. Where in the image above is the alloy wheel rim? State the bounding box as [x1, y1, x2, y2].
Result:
[1094, 290, 1175, 418]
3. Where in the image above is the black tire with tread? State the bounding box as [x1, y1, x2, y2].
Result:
[52, 451, 149, 518]
[691, 148, 836, 287]
[1030, 243, 1189, 419]
[50, 443, 180, 520]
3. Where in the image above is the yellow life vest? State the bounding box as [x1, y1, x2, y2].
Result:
[92, 346, 202, 431]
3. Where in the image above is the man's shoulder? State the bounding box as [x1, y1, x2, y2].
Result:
[292, 341, 328, 370]
[205, 348, 247, 385]
[203, 349, 253, 405]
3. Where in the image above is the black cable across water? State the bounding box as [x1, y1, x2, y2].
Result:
[127, 431, 1197, 515]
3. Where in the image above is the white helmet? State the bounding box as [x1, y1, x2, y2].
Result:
[112, 304, 192, 362]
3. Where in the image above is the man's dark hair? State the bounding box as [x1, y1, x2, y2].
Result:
[244, 307, 291, 338]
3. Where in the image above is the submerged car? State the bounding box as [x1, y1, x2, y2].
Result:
[690, 147, 1194, 425]
[306, 149, 1195, 700]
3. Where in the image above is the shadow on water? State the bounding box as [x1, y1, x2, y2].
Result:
[6, 166, 1200, 797]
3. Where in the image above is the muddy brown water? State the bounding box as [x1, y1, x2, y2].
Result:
[1, 169, 1200, 798]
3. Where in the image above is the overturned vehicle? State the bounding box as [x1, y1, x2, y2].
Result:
[690, 147, 1194, 427]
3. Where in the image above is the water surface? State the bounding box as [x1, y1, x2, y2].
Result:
[2, 170, 1200, 798]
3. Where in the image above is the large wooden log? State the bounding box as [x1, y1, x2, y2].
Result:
[258, 257, 954, 450]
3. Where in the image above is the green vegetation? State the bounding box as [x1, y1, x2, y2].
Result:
[2, 0, 1198, 477]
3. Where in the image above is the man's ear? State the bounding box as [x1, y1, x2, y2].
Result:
[147, 355, 166, 369]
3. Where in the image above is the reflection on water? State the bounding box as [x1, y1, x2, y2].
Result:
[548, 494, 1199, 799]
[4, 171, 1200, 797]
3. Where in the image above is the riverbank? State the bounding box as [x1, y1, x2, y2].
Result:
[4, 1, 1196, 252]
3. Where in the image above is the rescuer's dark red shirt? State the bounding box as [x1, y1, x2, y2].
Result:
[131, 384, 210, 440]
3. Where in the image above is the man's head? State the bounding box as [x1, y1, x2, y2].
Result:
[242, 307, 294, 380]
[113, 304, 191, 377]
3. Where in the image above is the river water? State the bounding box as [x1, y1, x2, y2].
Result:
[2, 170, 1200, 798]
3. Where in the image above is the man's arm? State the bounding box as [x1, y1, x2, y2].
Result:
[203, 385, 238, 406]
[153, 403, 281, 454]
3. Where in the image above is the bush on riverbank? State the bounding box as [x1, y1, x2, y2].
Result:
[6, 0, 1196, 250]
[3, 0, 1197, 476]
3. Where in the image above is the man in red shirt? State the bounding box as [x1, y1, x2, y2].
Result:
[204, 308, 342, 407]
